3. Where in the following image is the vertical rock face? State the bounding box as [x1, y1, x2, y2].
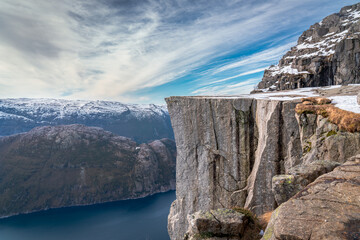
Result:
[254, 3, 360, 92]
[166, 94, 360, 240]
[166, 97, 301, 240]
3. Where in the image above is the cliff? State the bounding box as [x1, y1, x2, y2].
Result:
[254, 3, 360, 92]
[166, 86, 360, 239]
[0, 124, 176, 218]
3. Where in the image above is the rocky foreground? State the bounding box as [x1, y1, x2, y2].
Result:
[0, 124, 176, 218]
[264, 155, 360, 240]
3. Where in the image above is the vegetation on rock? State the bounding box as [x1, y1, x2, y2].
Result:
[295, 97, 360, 132]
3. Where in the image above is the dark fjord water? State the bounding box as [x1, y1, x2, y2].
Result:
[0, 191, 175, 240]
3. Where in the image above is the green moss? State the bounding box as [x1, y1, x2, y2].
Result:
[193, 232, 214, 239]
[232, 207, 257, 224]
[303, 141, 312, 153]
[326, 130, 337, 137]
[262, 207, 280, 239]
[262, 224, 274, 240]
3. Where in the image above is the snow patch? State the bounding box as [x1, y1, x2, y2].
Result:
[329, 95, 360, 114]
[269, 65, 309, 77]
[0, 98, 168, 122]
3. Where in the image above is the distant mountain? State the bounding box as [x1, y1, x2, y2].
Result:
[0, 124, 176, 218]
[254, 2, 360, 92]
[0, 98, 174, 143]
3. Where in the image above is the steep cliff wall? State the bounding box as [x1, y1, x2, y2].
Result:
[166, 89, 360, 240]
[166, 96, 302, 240]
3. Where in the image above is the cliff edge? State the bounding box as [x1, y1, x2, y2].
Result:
[166, 86, 360, 240]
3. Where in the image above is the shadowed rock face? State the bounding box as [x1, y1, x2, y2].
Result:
[0, 124, 176, 218]
[254, 3, 360, 92]
[166, 96, 302, 240]
[263, 155, 360, 240]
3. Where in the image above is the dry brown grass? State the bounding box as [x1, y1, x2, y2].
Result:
[300, 97, 332, 105]
[258, 211, 273, 230]
[296, 98, 360, 132]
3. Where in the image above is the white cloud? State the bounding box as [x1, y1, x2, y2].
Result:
[192, 78, 261, 95]
[208, 67, 267, 85]
[0, 0, 358, 102]
[213, 42, 296, 74]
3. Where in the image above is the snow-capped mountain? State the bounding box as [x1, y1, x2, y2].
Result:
[255, 3, 360, 92]
[0, 98, 173, 143]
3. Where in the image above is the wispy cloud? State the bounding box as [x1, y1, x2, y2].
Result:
[192, 77, 261, 95]
[208, 68, 267, 85]
[0, 0, 358, 103]
[213, 42, 296, 74]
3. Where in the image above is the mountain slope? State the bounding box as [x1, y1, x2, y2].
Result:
[0, 124, 176, 217]
[0, 98, 173, 143]
[254, 3, 360, 92]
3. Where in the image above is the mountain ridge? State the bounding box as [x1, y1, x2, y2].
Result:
[0, 98, 173, 143]
[254, 2, 360, 92]
[0, 124, 176, 218]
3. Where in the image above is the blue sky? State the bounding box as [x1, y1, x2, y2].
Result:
[0, 0, 358, 104]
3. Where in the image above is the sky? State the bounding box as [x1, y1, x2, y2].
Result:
[0, 0, 359, 104]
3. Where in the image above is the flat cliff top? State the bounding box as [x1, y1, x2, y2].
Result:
[166, 84, 360, 113]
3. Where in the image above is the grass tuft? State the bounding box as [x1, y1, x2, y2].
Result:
[259, 211, 273, 229]
[296, 98, 360, 132]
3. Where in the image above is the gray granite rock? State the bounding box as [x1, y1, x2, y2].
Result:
[166, 97, 301, 240]
[185, 209, 251, 240]
[166, 94, 360, 240]
[297, 114, 360, 164]
[263, 155, 360, 240]
[272, 161, 340, 205]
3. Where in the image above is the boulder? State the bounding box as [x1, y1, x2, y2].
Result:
[263, 155, 360, 240]
[185, 208, 261, 240]
[272, 161, 340, 205]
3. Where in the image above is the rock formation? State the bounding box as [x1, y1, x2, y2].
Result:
[166, 3, 360, 239]
[185, 208, 261, 240]
[254, 3, 360, 92]
[0, 98, 173, 143]
[166, 86, 360, 240]
[263, 155, 360, 240]
[271, 160, 340, 205]
[0, 124, 176, 218]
